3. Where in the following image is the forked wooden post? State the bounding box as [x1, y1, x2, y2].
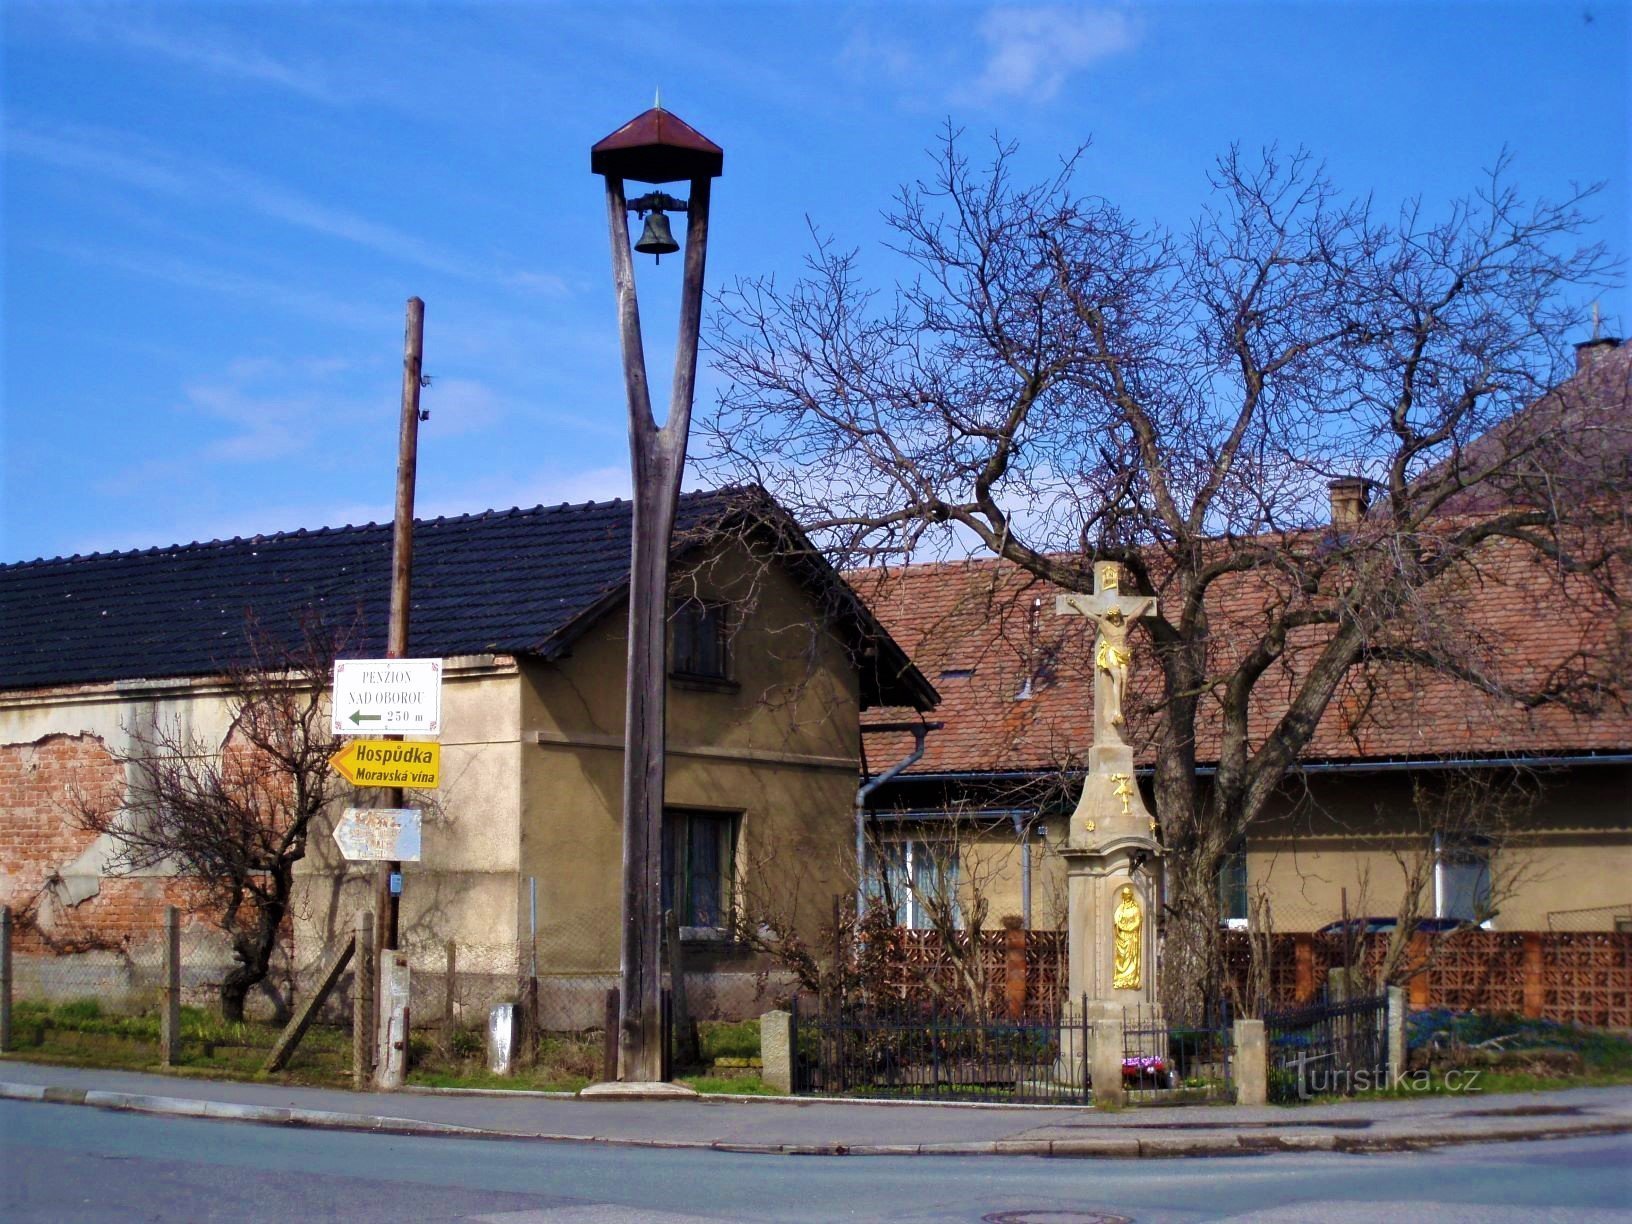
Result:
[607, 170, 714, 1083]
[595, 119, 718, 1083]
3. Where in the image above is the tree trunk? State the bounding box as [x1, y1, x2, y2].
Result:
[218, 887, 288, 1022]
[1159, 840, 1227, 1025]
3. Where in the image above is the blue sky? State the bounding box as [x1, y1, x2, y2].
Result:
[3, 1, 1627, 563]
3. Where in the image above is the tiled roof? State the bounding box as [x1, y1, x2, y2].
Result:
[854, 544, 1631, 776]
[1, 487, 934, 709]
[854, 345, 1632, 776]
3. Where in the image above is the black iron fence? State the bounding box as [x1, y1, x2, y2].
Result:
[791, 995, 1238, 1106]
[1122, 1003, 1234, 1102]
[1264, 993, 1389, 1103]
[792, 994, 1092, 1104]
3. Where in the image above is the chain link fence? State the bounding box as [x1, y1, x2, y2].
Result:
[0, 908, 328, 1076]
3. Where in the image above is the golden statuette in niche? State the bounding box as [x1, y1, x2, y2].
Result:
[1112, 884, 1142, 990]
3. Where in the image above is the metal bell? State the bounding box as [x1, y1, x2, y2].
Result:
[634, 210, 679, 261]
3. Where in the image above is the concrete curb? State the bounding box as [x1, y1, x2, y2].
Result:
[4, 1079, 1627, 1159]
[4, 1081, 495, 1139]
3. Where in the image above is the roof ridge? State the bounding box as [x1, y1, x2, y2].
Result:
[0, 484, 760, 571]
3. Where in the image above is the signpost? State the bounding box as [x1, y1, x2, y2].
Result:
[333, 807, 423, 863]
[330, 740, 440, 789]
[331, 659, 443, 736]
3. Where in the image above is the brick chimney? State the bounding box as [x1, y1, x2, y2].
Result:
[1575, 336, 1622, 375]
[1328, 477, 1369, 530]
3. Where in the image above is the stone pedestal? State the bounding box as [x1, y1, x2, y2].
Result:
[1061, 742, 1160, 1009]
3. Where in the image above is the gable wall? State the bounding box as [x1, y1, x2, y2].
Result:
[520, 541, 863, 1019]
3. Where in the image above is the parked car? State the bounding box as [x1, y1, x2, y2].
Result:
[1315, 917, 1467, 936]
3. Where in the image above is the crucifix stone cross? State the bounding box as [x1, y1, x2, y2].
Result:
[1055, 561, 1157, 749]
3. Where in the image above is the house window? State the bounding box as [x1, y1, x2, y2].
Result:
[1218, 842, 1249, 929]
[1434, 833, 1492, 924]
[865, 837, 961, 929]
[671, 599, 731, 681]
[662, 809, 737, 932]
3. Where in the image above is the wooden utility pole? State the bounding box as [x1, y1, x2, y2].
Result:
[591, 107, 722, 1083]
[374, 296, 425, 956]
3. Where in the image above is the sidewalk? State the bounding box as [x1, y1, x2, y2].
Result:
[2, 1059, 1628, 1158]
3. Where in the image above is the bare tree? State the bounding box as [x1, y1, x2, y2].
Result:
[1371, 768, 1544, 988]
[702, 127, 1626, 1020]
[71, 618, 346, 1020]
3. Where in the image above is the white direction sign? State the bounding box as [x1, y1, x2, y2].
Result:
[331, 658, 443, 736]
[333, 807, 422, 862]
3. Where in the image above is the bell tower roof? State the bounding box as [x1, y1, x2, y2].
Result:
[590, 107, 723, 183]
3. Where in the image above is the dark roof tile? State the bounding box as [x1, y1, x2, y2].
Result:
[3, 488, 933, 710]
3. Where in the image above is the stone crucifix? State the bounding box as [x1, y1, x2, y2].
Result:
[1055, 561, 1157, 750]
[1053, 559, 1164, 1016]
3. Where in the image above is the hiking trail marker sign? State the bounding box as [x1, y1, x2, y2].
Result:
[331, 659, 442, 736]
[330, 740, 440, 788]
[333, 807, 422, 862]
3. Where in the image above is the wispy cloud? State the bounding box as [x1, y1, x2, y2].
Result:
[6, 122, 480, 279]
[93, 355, 390, 497]
[418, 465, 632, 521]
[29, 7, 348, 105]
[108, 21, 344, 103]
[33, 238, 384, 331]
[963, 6, 1139, 102]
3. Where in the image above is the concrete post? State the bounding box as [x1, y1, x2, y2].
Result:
[352, 911, 374, 1090]
[375, 951, 410, 1090]
[1233, 1018, 1267, 1106]
[160, 906, 181, 1067]
[1326, 966, 1350, 1002]
[488, 1003, 518, 1076]
[760, 1009, 793, 1094]
[1387, 985, 1407, 1087]
[0, 906, 13, 1054]
[1089, 1015, 1126, 1109]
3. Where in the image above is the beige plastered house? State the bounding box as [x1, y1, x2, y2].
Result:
[0, 488, 936, 1024]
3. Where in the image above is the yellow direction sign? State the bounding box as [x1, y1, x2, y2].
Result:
[330, 740, 440, 789]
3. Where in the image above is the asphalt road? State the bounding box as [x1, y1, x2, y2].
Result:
[3, 1099, 1630, 1223]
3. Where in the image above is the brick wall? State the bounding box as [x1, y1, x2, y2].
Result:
[0, 732, 197, 953]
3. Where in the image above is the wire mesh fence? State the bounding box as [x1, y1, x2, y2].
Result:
[2, 910, 329, 1077]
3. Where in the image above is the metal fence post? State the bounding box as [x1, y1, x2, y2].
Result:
[1, 906, 13, 1054]
[353, 911, 374, 1090]
[160, 906, 181, 1066]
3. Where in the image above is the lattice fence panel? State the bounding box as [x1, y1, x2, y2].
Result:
[1545, 932, 1632, 1028]
[1025, 930, 1067, 1014]
[1424, 933, 1528, 1015]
